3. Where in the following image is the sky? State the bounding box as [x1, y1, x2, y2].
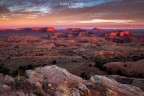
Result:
[0, 0, 144, 29]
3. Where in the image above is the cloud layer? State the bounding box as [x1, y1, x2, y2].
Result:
[0, 0, 144, 28]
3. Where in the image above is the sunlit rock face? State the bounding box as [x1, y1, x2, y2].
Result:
[105, 30, 133, 43]
[47, 27, 55, 32]
[105, 30, 132, 37]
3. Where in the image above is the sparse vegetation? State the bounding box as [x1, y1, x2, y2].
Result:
[89, 64, 92, 67]
[0, 64, 10, 75]
[80, 72, 90, 80]
[52, 60, 57, 65]
[19, 64, 33, 71]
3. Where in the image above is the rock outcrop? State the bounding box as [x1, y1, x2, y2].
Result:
[89, 75, 144, 96]
[107, 75, 144, 91]
[0, 66, 144, 96]
[104, 59, 144, 77]
[47, 27, 55, 32]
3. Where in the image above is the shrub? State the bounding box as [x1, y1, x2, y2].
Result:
[27, 64, 33, 69]
[19, 66, 26, 71]
[89, 64, 92, 67]
[94, 58, 107, 69]
[36, 53, 44, 56]
[7, 56, 11, 60]
[124, 64, 127, 67]
[80, 72, 90, 80]
[52, 60, 57, 65]
[0, 64, 10, 75]
[116, 70, 123, 76]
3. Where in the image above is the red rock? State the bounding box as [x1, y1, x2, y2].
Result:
[105, 30, 132, 37]
[47, 27, 55, 32]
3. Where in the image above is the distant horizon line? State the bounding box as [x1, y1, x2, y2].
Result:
[0, 26, 144, 30]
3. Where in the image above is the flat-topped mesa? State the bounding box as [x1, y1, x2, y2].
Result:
[65, 28, 82, 32]
[46, 27, 55, 32]
[104, 30, 133, 43]
[105, 30, 132, 37]
[12, 27, 56, 32]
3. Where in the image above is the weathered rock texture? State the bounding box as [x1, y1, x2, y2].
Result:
[0, 66, 144, 96]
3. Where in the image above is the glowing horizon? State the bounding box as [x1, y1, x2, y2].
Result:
[0, 0, 144, 29]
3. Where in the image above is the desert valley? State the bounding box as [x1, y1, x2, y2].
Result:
[0, 0, 144, 95]
[0, 27, 144, 96]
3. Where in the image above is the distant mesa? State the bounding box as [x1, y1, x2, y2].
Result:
[92, 28, 103, 32]
[29, 27, 55, 32]
[26, 27, 55, 32]
[46, 27, 55, 32]
[105, 30, 133, 43]
[65, 28, 81, 32]
[105, 30, 132, 37]
[0, 27, 56, 32]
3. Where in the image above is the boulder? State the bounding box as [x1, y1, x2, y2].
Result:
[0, 84, 11, 94]
[70, 88, 80, 96]
[0, 73, 14, 85]
[28, 65, 86, 85]
[89, 75, 144, 96]
[54, 91, 67, 96]
[25, 70, 44, 83]
[77, 82, 88, 94]
[25, 65, 86, 96]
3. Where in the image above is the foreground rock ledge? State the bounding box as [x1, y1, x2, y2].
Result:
[0, 65, 143, 96]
